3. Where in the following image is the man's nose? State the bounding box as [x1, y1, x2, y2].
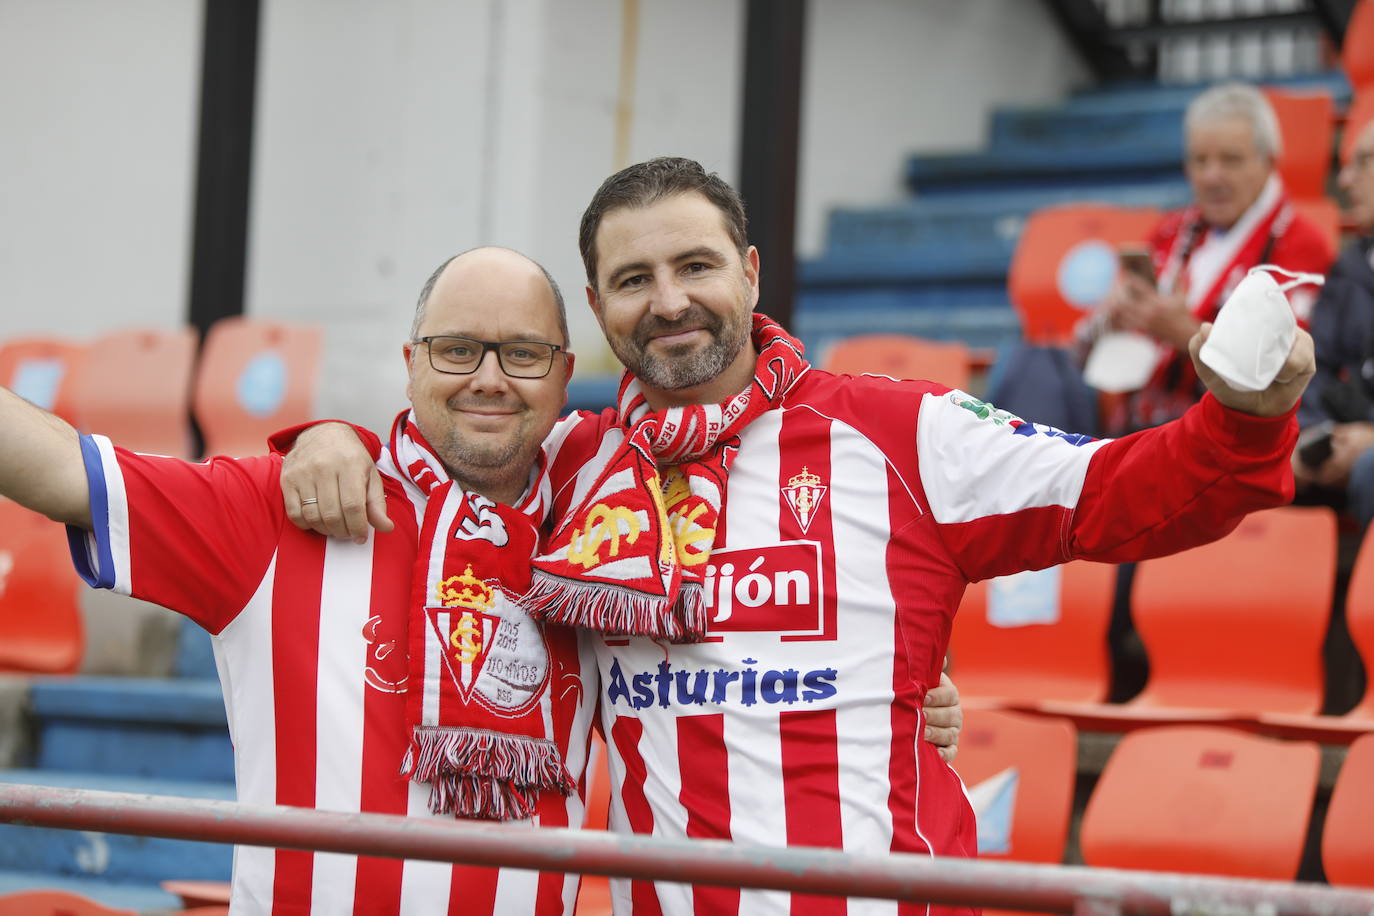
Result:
[1338, 160, 1357, 194]
[648, 274, 691, 321]
[468, 349, 510, 392]
[1196, 160, 1228, 186]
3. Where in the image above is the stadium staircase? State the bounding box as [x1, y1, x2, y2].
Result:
[0, 624, 231, 911]
[793, 70, 1352, 373]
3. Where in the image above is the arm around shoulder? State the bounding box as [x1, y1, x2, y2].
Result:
[0, 386, 91, 528]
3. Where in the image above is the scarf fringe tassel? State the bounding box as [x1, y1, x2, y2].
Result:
[523, 572, 707, 642]
[402, 727, 573, 821]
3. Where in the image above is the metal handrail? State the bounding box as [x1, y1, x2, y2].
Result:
[2, 783, 1372, 916]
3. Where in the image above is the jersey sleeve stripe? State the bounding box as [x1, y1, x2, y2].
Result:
[916, 391, 1109, 525]
[65, 434, 131, 594]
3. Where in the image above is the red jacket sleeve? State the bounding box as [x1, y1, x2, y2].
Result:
[1068, 393, 1297, 561]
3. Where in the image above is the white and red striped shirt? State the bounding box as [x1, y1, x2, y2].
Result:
[544, 370, 1296, 916]
[68, 434, 597, 916]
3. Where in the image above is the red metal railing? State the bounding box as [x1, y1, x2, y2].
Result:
[1, 783, 1372, 915]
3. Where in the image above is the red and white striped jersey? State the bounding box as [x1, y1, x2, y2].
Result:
[68, 434, 598, 916]
[545, 369, 1296, 916]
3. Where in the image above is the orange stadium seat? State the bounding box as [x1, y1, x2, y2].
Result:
[1038, 507, 1337, 730]
[0, 337, 86, 424]
[822, 334, 971, 390]
[1345, 0, 1374, 91]
[575, 732, 613, 916]
[1323, 731, 1374, 888]
[1080, 725, 1319, 879]
[954, 708, 1076, 866]
[160, 881, 231, 910]
[192, 317, 323, 458]
[1292, 196, 1342, 254]
[950, 561, 1115, 707]
[0, 498, 83, 674]
[1006, 205, 1161, 345]
[0, 889, 136, 915]
[1264, 88, 1335, 201]
[1259, 526, 1374, 742]
[65, 326, 197, 458]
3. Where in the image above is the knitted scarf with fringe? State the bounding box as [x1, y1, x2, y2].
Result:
[522, 314, 808, 640]
[391, 412, 573, 821]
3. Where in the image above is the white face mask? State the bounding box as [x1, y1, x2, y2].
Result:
[1198, 264, 1325, 392]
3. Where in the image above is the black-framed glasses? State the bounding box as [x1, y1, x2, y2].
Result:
[414, 335, 564, 379]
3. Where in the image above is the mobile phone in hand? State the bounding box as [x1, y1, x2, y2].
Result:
[1297, 422, 1335, 469]
[1118, 246, 1156, 288]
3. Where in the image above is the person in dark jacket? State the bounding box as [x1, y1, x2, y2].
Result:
[1296, 118, 1374, 527]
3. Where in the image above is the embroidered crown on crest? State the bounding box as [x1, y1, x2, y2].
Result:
[435, 565, 495, 611]
[788, 466, 821, 489]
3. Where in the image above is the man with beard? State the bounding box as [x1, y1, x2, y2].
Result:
[1076, 82, 1332, 436]
[1294, 117, 1374, 529]
[285, 157, 1313, 916]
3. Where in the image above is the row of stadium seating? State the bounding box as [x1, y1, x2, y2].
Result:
[954, 713, 1374, 893]
[0, 317, 322, 462]
[949, 506, 1374, 741]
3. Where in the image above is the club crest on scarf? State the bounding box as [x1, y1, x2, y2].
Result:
[390, 414, 572, 822]
[524, 315, 808, 641]
[426, 564, 549, 715]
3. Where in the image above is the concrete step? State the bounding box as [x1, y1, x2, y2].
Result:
[28, 677, 232, 782]
[0, 769, 234, 886]
[823, 182, 1186, 257]
[1062, 70, 1350, 114]
[904, 146, 1184, 197]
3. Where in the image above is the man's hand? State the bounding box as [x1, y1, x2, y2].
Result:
[1111, 275, 1198, 351]
[281, 422, 393, 542]
[923, 672, 963, 764]
[1190, 323, 1316, 418]
[1302, 422, 1374, 489]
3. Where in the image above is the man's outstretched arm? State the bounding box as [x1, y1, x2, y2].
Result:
[0, 386, 91, 528]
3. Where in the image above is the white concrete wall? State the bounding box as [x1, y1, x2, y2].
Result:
[799, 0, 1090, 256]
[2, 0, 1085, 430]
[0, 0, 200, 336]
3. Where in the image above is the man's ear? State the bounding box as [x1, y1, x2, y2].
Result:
[559, 352, 576, 411]
[744, 246, 761, 309]
[585, 285, 607, 331]
[402, 342, 417, 401]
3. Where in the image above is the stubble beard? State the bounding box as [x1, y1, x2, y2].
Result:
[424, 408, 540, 502]
[613, 303, 752, 391]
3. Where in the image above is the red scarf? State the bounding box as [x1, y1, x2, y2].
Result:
[389, 414, 573, 821]
[523, 314, 808, 640]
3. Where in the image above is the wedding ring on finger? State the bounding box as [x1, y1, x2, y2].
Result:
[301, 498, 319, 506]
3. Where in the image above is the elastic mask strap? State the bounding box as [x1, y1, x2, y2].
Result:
[1248, 263, 1326, 292]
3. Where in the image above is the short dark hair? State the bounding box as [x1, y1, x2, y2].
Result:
[410, 247, 569, 347]
[578, 157, 749, 289]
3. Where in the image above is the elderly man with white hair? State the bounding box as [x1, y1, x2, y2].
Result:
[1081, 81, 1334, 437]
